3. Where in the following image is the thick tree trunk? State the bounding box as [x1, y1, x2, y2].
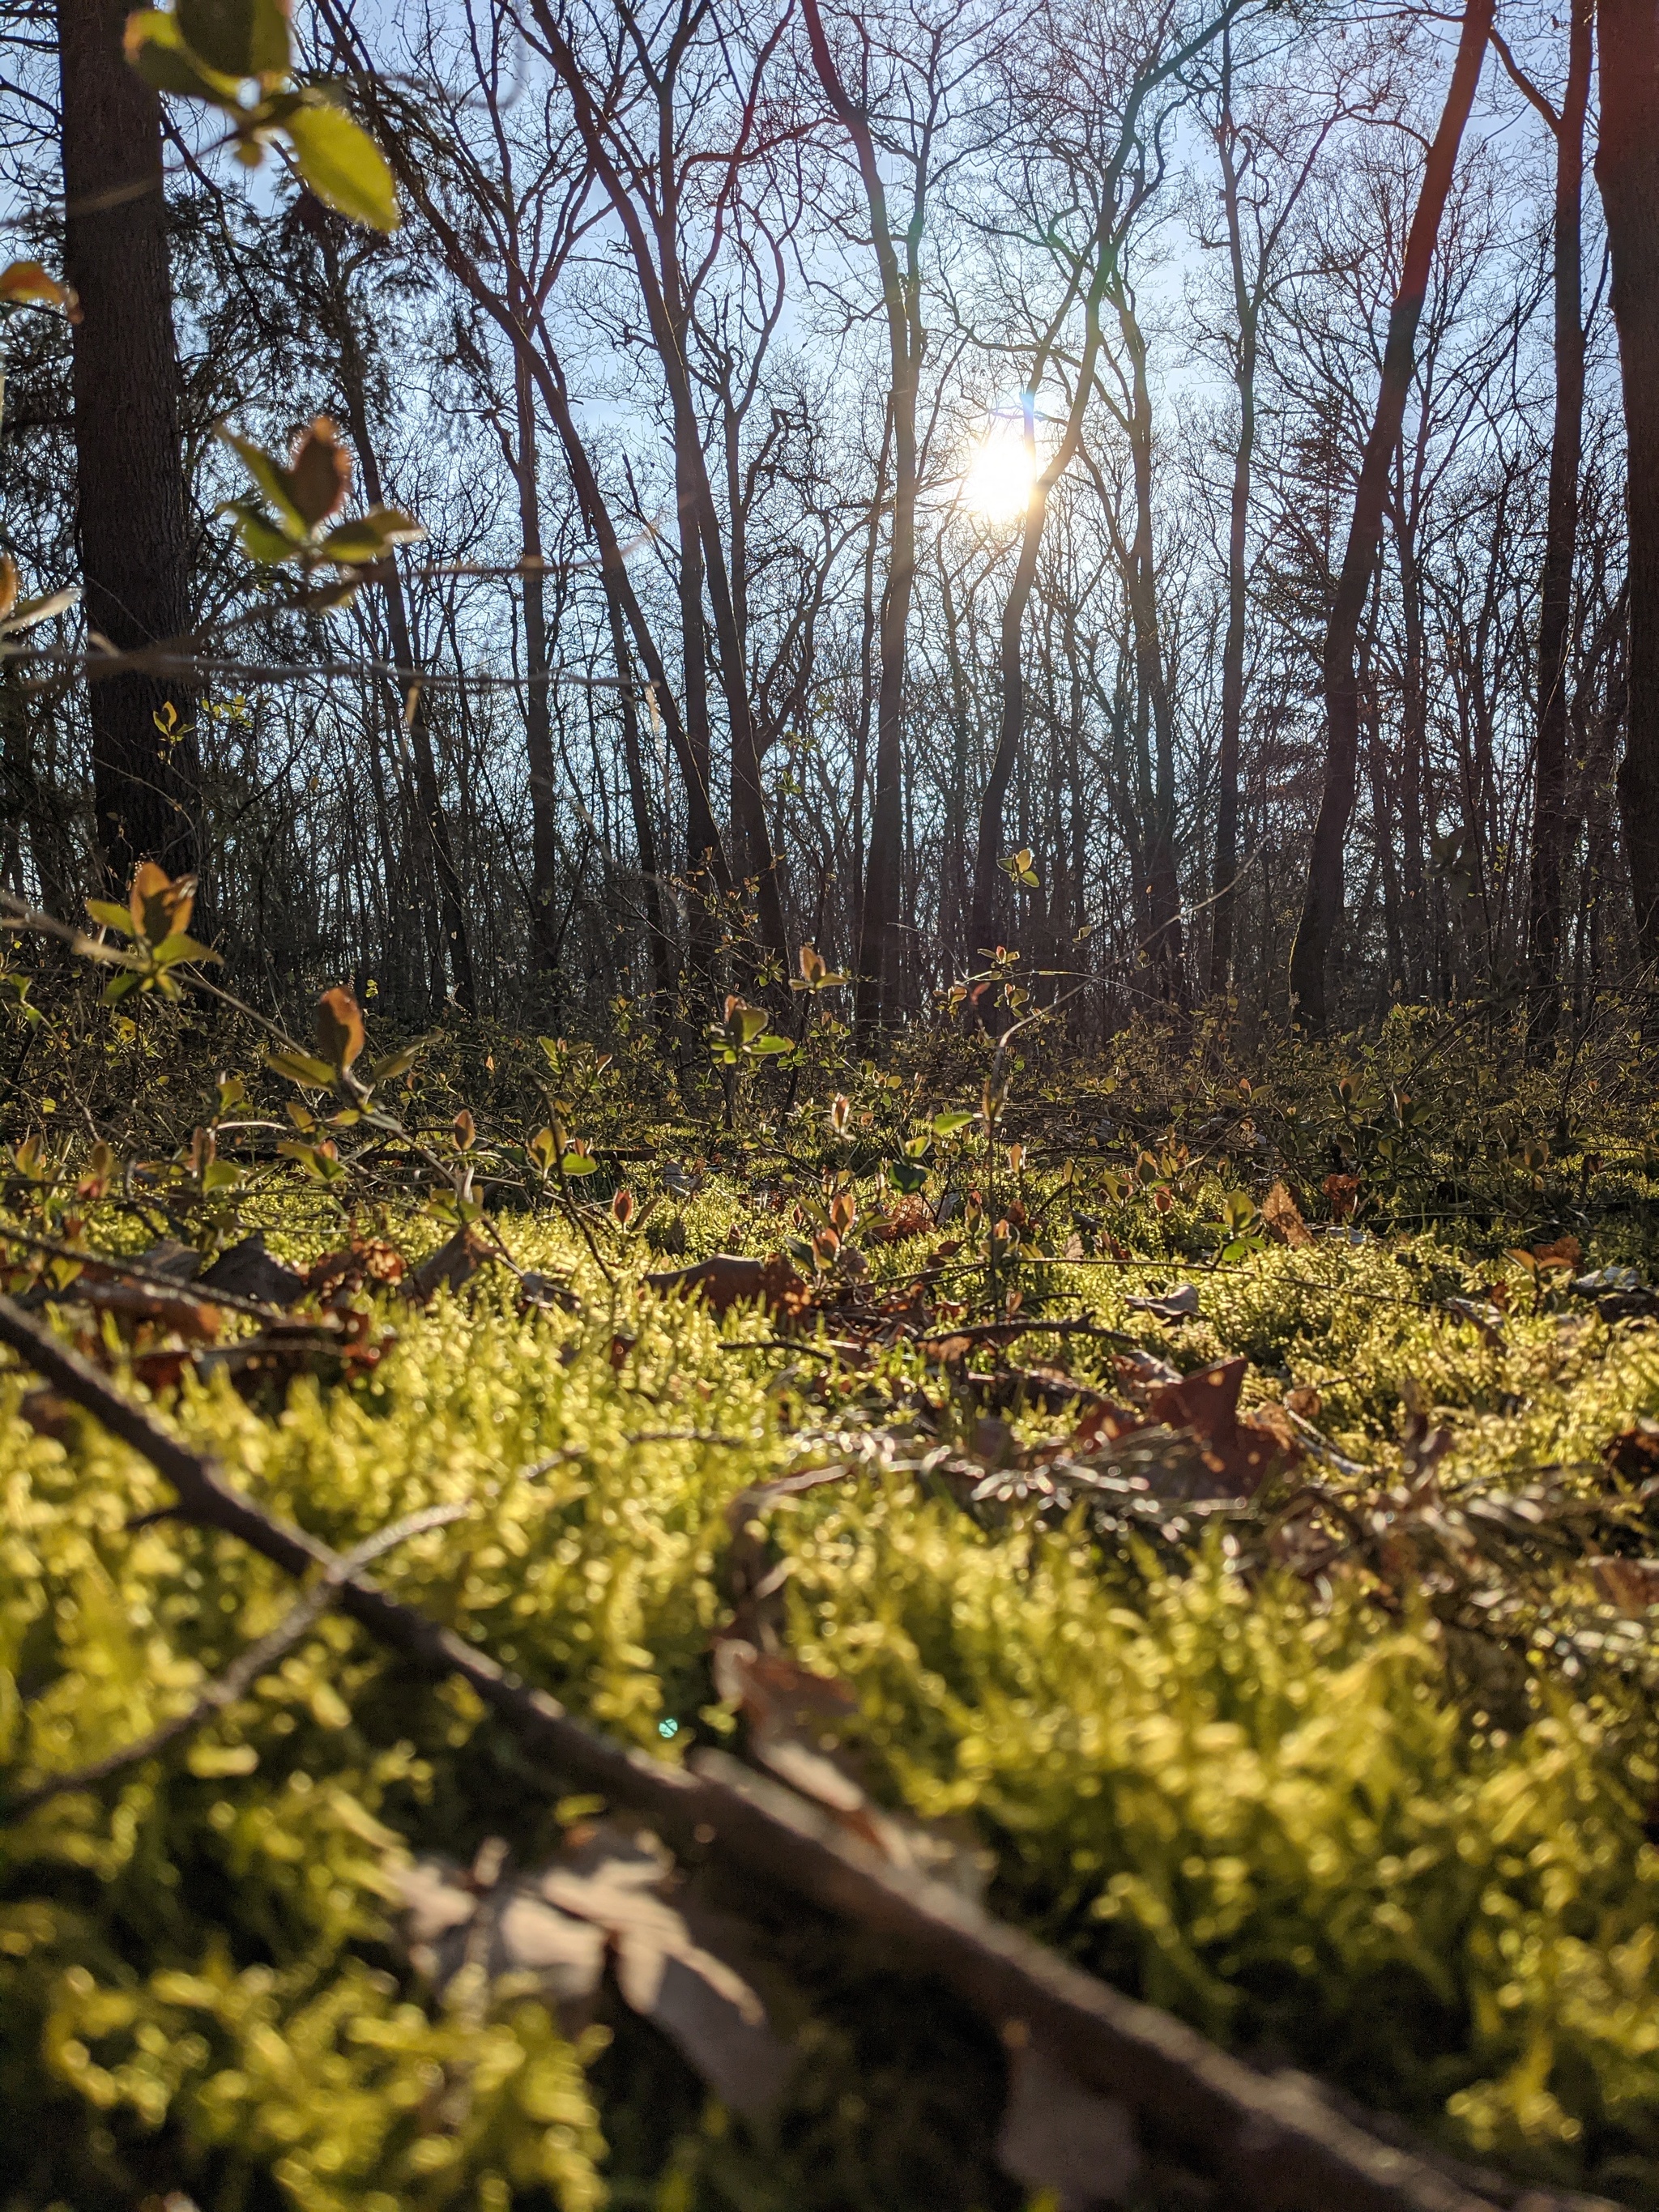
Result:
[1117, 288, 1187, 1006]
[1288, 0, 1494, 1032]
[58, 0, 198, 887]
[1526, 0, 1593, 1050]
[859, 441, 915, 1025]
[1595, 0, 1659, 964]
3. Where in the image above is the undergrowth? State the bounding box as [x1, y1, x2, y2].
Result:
[6, 1181, 1659, 2207]
[9, 935, 1659, 2206]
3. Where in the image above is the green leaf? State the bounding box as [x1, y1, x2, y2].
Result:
[284, 95, 399, 231]
[889, 1159, 928, 1195]
[124, 10, 243, 104]
[101, 970, 142, 1004]
[320, 508, 425, 565]
[151, 931, 222, 969]
[177, 0, 290, 80]
[750, 1034, 792, 1057]
[560, 1153, 599, 1177]
[220, 435, 306, 535]
[366, 1043, 423, 1086]
[267, 1048, 336, 1088]
[86, 899, 136, 937]
[220, 501, 299, 565]
[0, 586, 79, 637]
[932, 1110, 975, 1137]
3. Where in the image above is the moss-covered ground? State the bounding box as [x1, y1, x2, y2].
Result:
[8, 1008, 1659, 2208]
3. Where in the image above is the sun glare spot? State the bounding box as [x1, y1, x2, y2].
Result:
[965, 424, 1038, 524]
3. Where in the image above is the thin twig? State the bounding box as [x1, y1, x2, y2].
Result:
[0, 1221, 290, 1323]
[2, 1501, 468, 1820]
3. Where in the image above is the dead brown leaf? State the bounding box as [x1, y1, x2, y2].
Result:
[643, 1251, 811, 1322]
[1323, 1172, 1360, 1221]
[1531, 1233, 1583, 1271]
[403, 1225, 490, 1304]
[398, 1825, 792, 2117]
[312, 1234, 408, 1302]
[1141, 1356, 1299, 1497]
[1261, 1181, 1313, 1249]
[1589, 1556, 1659, 1613]
[199, 1233, 306, 1308]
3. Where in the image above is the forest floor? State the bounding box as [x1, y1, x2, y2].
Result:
[7, 1001, 1659, 2210]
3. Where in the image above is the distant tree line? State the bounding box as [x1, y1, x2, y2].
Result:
[4, 0, 1659, 1051]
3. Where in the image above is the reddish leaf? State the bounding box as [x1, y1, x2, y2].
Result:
[1323, 1171, 1361, 1220]
[314, 986, 365, 1072]
[1141, 1356, 1297, 1498]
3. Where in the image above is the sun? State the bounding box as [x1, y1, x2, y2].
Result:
[965, 423, 1038, 524]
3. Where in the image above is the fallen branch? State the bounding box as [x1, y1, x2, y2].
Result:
[2, 1499, 469, 1820]
[0, 1291, 1604, 2212]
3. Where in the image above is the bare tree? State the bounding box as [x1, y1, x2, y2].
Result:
[1288, 0, 1495, 1033]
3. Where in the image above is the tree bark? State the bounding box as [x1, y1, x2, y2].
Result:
[1594, 0, 1659, 965]
[324, 245, 476, 1015]
[508, 325, 564, 983]
[601, 575, 677, 1021]
[801, 0, 921, 1029]
[58, 0, 198, 888]
[1287, 0, 1494, 1032]
[1209, 43, 1254, 999]
[1525, 0, 1593, 1050]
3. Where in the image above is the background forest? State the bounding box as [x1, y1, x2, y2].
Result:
[2, 0, 1650, 1049]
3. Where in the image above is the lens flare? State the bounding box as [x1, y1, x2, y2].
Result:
[965, 424, 1038, 523]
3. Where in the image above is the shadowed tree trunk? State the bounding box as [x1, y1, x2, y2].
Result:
[1209, 32, 1254, 999]
[58, 0, 198, 886]
[319, 228, 476, 1016]
[802, 0, 923, 1029]
[1597, 0, 1659, 966]
[1288, 0, 1494, 1032]
[1503, 0, 1592, 1051]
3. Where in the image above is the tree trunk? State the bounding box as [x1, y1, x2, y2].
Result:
[1209, 47, 1255, 1000]
[328, 268, 475, 1015]
[1116, 284, 1187, 1007]
[1287, 0, 1494, 1031]
[601, 576, 677, 1022]
[1525, 0, 1592, 1050]
[800, 0, 920, 1029]
[58, 0, 198, 888]
[1594, 0, 1659, 963]
[510, 328, 564, 982]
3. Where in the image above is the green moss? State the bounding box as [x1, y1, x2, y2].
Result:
[6, 1184, 1659, 2206]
